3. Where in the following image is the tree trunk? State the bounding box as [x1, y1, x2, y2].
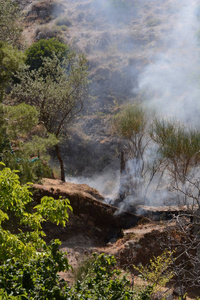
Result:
[55, 144, 65, 182]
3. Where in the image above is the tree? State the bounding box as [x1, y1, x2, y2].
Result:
[12, 53, 89, 181]
[0, 103, 58, 183]
[0, 0, 22, 45]
[112, 103, 156, 207]
[0, 42, 25, 101]
[150, 119, 200, 205]
[25, 38, 69, 71]
[0, 164, 72, 262]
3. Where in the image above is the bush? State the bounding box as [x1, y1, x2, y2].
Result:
[70, 253, 134, 299]
[0, 165, 72, 262]
[34, 25, 64, 42]
[0, 240, 70, 299]
[25, 38, 69, 70]
[55, 16, 72, 27]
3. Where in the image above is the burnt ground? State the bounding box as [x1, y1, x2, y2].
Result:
[32, 179, 198, 299]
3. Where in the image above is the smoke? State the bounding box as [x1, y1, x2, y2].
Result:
[115, 0, 200, 212]
[55, 0, 200, 210]
[138, 0, 200, 125]
[65, 169, 120, 199]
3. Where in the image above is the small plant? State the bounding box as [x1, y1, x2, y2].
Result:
[73, 256, 95, 282]
[59, 25, 68, 32]
[55, 16, 71, 27]
[70, 253, 134, 299]
[134, 250, 174, 297]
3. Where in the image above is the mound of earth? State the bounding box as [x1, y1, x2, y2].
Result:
[32, 178, 144, 243]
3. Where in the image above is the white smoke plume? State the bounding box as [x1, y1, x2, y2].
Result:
[66, 169, 120, 199]
[59, 0, 200, 210]
[138, 0, 200, 125]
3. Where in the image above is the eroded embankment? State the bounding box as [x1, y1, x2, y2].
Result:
[32, 178, 145, 244]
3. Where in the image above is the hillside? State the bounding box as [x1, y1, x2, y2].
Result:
[1, 1, 199, 298]
[20, 0, 200, 179]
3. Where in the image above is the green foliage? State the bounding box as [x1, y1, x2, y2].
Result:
[25, 38, 69, 71]
[70, 253, 134, 299]
[12, 52, 88, 138]
[0, 240, 70, 299]
[0, 251, 159, 300]
[0, 103, 58, 183]
[113, 103, 146, 140]
[5, 103, 39, 139]
[0, 0, 21, 45]
[73, 256, 95, 282]
[12, 39, 88, 180]
[134, 250, 174, 295]
[0, 164, 72, 262]
[0, 290, 22, 299]
[0, 241, 174, 300]
[0, 42, 25, 101]
[150, 118, 200, 181]
[0, 105, 9, 154]
[35, 196, 72, 227]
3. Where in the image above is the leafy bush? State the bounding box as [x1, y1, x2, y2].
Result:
[0, 103, 57, 183]
[0, 164, 72, 262]
[0, 240, 70, 299]
[134, 250, 174, 297]
[150, 118, 200, 185]
[0, 0, 21, 45]
[0, 42, 25, 100]
[70, 253, 134, 300]
[25, 38, 69, 70]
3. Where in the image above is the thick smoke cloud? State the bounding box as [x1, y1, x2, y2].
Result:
[138, 0, 200, 125]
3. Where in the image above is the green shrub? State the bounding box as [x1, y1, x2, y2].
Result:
[59, 25, 68, 32]
[0, 165, 72, 262]
[25, 38, 69, 70]
[0, 240, 70, 299]
[55, 16, 71, 27]
[70, 253, 134, 299]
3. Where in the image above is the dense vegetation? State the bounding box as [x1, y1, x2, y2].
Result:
[0, 0, 89, 182]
